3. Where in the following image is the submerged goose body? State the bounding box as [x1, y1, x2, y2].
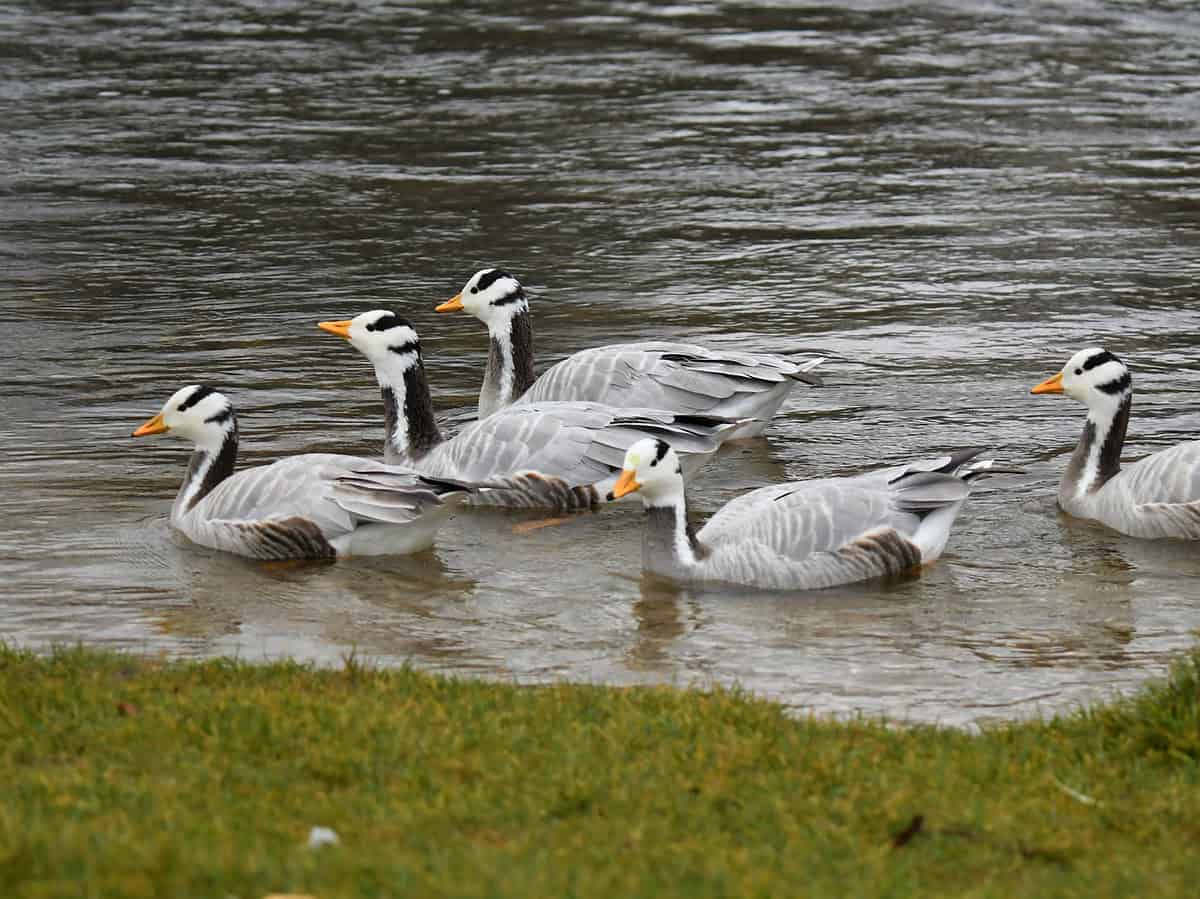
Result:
[318, 312, 740, 511]
[435, 269, 823, 437]
[132, 385, 475, 559]
[611, 439, 990, 590]
[1032, 347, 1200, 538]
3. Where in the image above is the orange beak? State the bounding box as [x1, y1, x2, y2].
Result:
[318, 320, 353, 339]
[1031, 371, 1064, 395]
[132, 412, 168, 438]
[435, 293, 464, 313]
[610, 468, 641, 499]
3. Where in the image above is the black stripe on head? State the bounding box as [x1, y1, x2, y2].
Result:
[473, 269, 511, 293]
[177, 385, 215, 413]
[388, 340, 420, 357]
[204, 405, 233, 425]
[1096, 372, 1132, 395]
[366, 313, 413, 333]
[492, 286, 526, 307]
[473, 269, 526, 307]
[649, 439, 670, 467]
[1081, 350, 1120, 372]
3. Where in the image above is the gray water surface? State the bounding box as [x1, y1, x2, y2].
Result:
[4, 1, 1200, 725]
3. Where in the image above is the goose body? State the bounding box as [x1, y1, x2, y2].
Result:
[1032, 347, 1200, 538]
[132, 385, 475, 559]
[435, 269, 823, 437]
[611, 439, 990, 590]
[318, 312, 740, 511]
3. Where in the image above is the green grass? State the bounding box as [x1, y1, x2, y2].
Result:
[0, 646, 1197, 899]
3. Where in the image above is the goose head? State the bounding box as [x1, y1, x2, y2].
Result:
[131, 384, 235, 450]
[609, 438, 685, 505]
[1031, 347, 1132, 412]
[318, 310, 423, 373]
[435, 268, 528, 329]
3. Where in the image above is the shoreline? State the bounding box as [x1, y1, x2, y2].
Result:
[0, 644, 1196, 897]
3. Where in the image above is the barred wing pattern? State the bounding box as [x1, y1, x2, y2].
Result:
[1096, 441, 1200, 538]
[175, 454, 469, 559]
[516, 342, 822, 436]
[413, 402, 738, 509]
[685, 458, 979, 590]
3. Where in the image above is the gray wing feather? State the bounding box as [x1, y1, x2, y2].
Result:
[180, 455, 469, 555]
[518, 342, 822, 420]
[698, 527, 923, 591]
[888, 471, 972, 509]
[700, 482, 919, 562]
[415, 402, 734, 486]
[1118, 442, 1200, 506]
[691, 454, 983, 589]
[1094, 441, 1200, 537]
[708, 451, 983, 528]
[186, 455, 356, 535]
[417, 407, 610, 484]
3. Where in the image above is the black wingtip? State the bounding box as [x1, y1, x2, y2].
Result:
[963, 463, 1024, 482]
[785, 357, 826, 387]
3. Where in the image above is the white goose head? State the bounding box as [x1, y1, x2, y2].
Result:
[1031, 347, 1132, 412]
[131, 384, 235, 450]
[610, 438, 685, 505]
[436, 268, 528, 329]
[318, 310, 422, 373]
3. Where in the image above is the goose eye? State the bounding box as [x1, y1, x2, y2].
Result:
[1074, 368, 1082, 375]
[470, 286, 478, 294]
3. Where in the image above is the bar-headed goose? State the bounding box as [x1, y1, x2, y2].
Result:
[609, 438, 991, 590]
[132, 385, 476, 559]
[434, 268, 823, 437]
[317, 312, 740, 511]
[1031, 347, 1200, 538]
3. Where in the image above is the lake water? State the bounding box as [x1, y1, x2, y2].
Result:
[3, 0, 1200, 725]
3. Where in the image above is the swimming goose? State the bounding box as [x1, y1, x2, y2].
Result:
[1031, 347, 1200, 538]
[434, 268, 824, 436]
[609, 438, 991, 590]
[132, 385, 476, 559]
[317, 312, 741, 511]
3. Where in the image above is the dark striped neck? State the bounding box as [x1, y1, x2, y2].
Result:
[1065, 394, 1131, 497]
[176, 423, 238, 516]
[381, 360, 442, 463]
[644, 501, 708, 576]
[480, 307, 535, 417]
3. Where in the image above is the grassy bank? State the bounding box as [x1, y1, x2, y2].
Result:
[0, 646, 1197, 899]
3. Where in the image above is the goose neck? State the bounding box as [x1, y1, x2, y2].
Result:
[1062, 395, 1130, 503]
[174, 422, 239, 519]
[480, 307, 535, 418]
[376, 355, 442, 464]
[642, 497, 708, 577]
